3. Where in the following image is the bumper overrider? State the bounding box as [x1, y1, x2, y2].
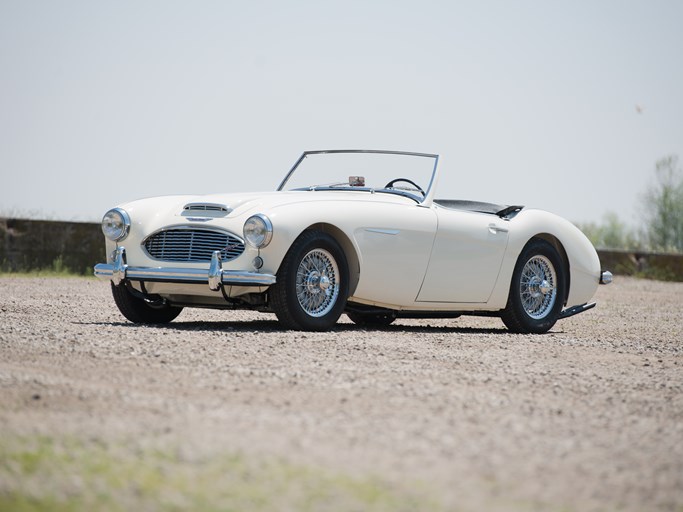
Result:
[94, 247, 276, 290]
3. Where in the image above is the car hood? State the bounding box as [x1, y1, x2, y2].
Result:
[117, 190, 414, 226]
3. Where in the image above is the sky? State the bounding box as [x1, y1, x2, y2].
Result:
[1, 0, 682, 226]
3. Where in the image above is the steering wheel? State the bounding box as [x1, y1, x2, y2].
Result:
[384, 178, 425, 197]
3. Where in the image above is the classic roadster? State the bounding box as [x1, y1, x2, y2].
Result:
[95, 150, 611, 333]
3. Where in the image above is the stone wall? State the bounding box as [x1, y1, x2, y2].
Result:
[597, 249, 683, 282]
[0, 218, 104, 275]
[1, 218, 681, 280]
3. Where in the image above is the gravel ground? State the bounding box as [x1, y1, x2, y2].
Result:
[1, 276, 682, 511]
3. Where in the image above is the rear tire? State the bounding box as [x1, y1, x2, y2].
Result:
[270, 231, 349, 331]
[501, 239, 565, 334]
[111, 282, 182, 324]
[347, 310, 397, 327]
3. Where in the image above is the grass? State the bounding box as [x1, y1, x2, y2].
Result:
[0, 257, 95, 278]
[0, 435, 442, 512]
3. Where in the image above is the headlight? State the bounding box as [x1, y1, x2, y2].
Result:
[101, 208, 131, 242]
[243, 214, 273, 248]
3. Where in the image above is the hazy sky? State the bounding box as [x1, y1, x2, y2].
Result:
[1, 0, 682, 226]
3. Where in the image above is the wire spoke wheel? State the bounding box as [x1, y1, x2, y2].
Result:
[270, 230, 349, 331]
[502, 239, 565, 334]
[295, 249, 340, 317]
[519, 255, 557, 319]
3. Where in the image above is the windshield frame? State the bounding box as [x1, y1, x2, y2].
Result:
[276, 149, 440, 205]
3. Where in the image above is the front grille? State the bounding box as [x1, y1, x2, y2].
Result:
[143, 228, 245, 262]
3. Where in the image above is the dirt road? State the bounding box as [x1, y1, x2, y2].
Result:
[1, 276, 682, 511]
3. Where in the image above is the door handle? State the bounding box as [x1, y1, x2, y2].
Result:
[488, 223, 509, 234]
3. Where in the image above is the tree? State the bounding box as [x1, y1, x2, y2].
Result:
[576, 212, 640, 250]
[642, 155, 683, 252]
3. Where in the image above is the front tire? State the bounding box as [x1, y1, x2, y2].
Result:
[501, 239, 565, 334]
[111, 282, 183, 324]
[270, 231, 349, 331]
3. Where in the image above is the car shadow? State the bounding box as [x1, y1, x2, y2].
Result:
[75, 320, 509, 335]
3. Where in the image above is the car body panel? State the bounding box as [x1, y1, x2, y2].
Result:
[417, 206, 509, 303]
[484, 208, 601, 310]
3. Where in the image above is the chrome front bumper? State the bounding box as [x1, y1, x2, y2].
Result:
[94, 247, 276, 290]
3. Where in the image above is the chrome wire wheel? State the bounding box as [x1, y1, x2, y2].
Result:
[270, 230, 349, 331]
[519, 255, 557, 320]
[295, 248, 340, 317]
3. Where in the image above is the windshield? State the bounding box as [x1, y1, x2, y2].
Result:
[277, 150, 439, 202]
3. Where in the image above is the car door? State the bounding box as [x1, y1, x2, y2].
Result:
[416, 207, 509, 303]
[350, 203, 438, 307]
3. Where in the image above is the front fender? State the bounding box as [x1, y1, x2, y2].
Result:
[257, 198, 438, 307]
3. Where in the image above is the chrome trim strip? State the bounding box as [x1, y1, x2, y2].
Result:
[365, 228, 400, 235]
[93, 247, 276, 287]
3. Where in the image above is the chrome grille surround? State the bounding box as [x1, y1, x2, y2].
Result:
[143, 226, 245, 262]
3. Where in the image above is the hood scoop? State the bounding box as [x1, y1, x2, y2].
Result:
[182, 202, 231, 215]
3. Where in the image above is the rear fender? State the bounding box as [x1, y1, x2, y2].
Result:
[487, 209, 601, 309]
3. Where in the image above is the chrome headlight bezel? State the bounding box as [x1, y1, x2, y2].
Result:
[101, 208, 131, 242]
[243, 214, 273, 249]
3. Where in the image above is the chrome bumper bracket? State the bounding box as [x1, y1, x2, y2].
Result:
[94, 247, 276, 288]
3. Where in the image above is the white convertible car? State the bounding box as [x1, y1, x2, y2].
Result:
[95, 150, 612, 333]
